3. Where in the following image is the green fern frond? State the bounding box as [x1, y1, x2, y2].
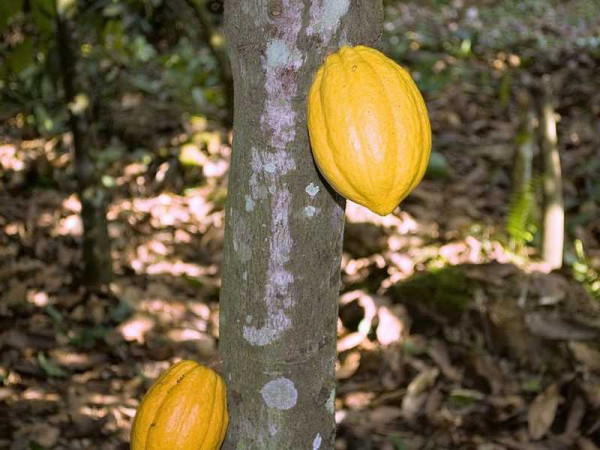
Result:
[506, 176, 541, 248]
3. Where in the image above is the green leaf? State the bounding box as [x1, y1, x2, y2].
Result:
[425, 150, 451, 180]
[0, 0, 23, 35]
[32, 0, 56, 35]
[37, 353, 68, 378]
[388, 434, 406, 450]
[506, 176, 540, 248]
[499, 71, 512, 108]
[102, 3, 125, 17]
[6, 37, 35, 74]
[109, 300, 132, 323]
[45, 305, 63, 323]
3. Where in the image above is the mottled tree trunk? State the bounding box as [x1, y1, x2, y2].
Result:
[219, 1, 382, 448]
[55, 3, 112, 287]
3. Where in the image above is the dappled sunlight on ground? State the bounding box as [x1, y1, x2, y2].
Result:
[1, 119, 599, 448]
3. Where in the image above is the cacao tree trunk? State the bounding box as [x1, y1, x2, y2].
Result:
[219, 1, 382, 448]
[55, 2, 113, 287]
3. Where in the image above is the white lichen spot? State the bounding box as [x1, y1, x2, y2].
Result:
[266, 39, 302, 69]
[264, 150, 296, 174]
[250, 146, 296, 199]
[326, 388, 336, 414]
[245, 195, 255, 212]
[323, 0, 350, 28]
[304, 206, 317, 217]
[260, 377, 298, 410]
[268, 422, 278, 437]
[307, 0, 350, 44]
[266, 39, 289, 68]
[245, 315, 252, 324]
[305, 183, 320, 197]
[244, 308, 291, 346]
[313, 433, 322, 450]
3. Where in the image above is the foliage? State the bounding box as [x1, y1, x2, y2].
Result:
[506, 176, 540, 250]
[572, 239, 600, 300]
[393, 266, 472, 314]
[0, 0, 227, 138]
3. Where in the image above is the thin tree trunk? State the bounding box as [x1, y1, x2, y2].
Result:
[539, 76, 564, 270]
[219, 1, 382, 448]
[55, 2, 112, 287]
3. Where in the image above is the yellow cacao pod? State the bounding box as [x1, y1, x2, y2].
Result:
[131, 360, 228, 450]
[307, 45, 431, 216]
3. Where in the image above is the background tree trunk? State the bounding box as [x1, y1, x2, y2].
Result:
[55, 2, 112, 287]
[183, 0, 234, 125]
[539, 75, 564, 270]
[219, 1, 382, 448]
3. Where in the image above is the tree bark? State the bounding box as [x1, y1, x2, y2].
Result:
[219, 1, 382, 448]
[55, 2, 113, 287]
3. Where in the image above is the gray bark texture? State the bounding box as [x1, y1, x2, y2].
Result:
[219, 1, 382, 448]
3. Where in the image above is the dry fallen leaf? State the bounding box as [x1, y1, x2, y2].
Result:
[577, 437, 600, 450]
[428, 338, 462, 382]
[368, 406, 404, 428]
[525, 312, 598, 341]
[14, 423, 60, 448]
[401, 367, 439, 421]
[527, 383, 561, 440]
[569, 342, 600, 371]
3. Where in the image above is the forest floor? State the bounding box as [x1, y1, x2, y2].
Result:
[1, 1, 600, 449]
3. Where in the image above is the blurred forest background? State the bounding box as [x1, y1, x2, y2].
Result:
[1, 0, 600, 449]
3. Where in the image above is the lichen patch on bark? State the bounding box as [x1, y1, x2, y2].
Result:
[260, 377, 298, 410]
[241, 1, 306, 348]
[307, 0, 350, 45]
[243, 146, 297, 346]
[245, 195, 255, 212]
[313, 433, 323, 449]
[305, 183, 320, 197]
[303, 206, 318, 217]
[326, 388, 336, 414]
[231, 210, 252, 263]
[261, 3, 303, 149]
